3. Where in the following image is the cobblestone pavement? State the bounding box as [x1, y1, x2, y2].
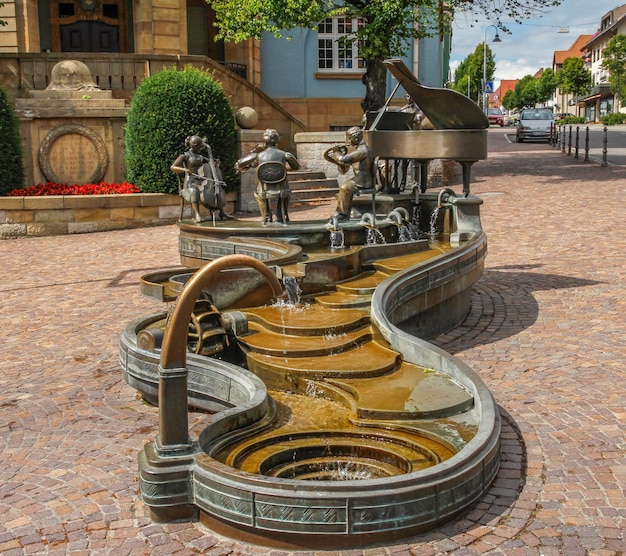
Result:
[0, 128, 624, 555]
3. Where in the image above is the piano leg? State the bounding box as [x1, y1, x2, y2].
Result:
[419, 160, 430, 193]
[459, 161, 476, 197]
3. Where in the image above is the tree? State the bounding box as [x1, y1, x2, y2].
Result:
[502, 89, 518, 111]
[0, 86, 25, 195]
[210, 0, 565, 113]
[125, 66, 237, 194]
[536, 68, 558, 104]
[558, 57, 592, 98]
[451, 43, 495, 105]
[601, 34, 626, 110]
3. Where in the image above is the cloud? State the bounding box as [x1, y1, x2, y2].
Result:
[449, 0, 603, 82]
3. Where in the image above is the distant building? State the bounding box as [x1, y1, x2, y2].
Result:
[259, 18, 450, 131]
[579, 4, 626, 120]
[551, 35, 593, 117]
[490, 79, 517, 111]
[0, 1, 450, 132]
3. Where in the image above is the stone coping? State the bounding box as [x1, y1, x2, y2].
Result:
[0, 193, 235, 238]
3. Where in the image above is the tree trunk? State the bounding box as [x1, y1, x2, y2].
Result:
[360, 57, 387, 114]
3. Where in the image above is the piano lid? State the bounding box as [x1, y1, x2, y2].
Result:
[382, 59, 489, 130]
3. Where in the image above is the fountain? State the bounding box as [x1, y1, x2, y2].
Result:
[120, 59, 500, 549]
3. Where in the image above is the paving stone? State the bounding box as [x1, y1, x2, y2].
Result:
[1, 129, 625, 554]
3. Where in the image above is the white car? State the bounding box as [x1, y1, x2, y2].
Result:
[516, 108, 554, 143]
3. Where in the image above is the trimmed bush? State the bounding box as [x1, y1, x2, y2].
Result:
[0, 86, 25, 196]
[560, 116, 585, 125]
[601, 112, 626, 126]
[125, 66, 237, 194]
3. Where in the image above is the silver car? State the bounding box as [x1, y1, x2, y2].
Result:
[516, 108, 554, 143]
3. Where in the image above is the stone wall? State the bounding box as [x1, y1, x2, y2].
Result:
[0, 193, 236, 239]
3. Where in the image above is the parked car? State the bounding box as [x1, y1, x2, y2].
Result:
[554, 113, 575, 121]
[516, 108, 554, 142]
[487, 108, 504, 127]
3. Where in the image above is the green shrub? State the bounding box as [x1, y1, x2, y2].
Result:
[601, 112, 626, 126]
[560, 116, 585, 125]
[0, 86, 25, 196]
[125, 66, 237, 194]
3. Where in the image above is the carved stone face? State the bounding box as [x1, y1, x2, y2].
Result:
[46, 61, 100, 91]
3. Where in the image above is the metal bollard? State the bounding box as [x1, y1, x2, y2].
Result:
[574, 126, 580, 159]
[561, 124, 566, 153]
[567, 125, 572, 156]
[602, 126, 608, 167]
[584, 126, 590, 162]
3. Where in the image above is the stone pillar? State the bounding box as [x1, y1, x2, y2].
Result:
[133, 0, 187, 55]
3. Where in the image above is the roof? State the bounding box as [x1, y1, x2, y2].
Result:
[553, 35, 594, 66]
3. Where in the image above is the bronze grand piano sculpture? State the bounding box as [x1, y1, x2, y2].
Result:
[326, 59, 489, 220]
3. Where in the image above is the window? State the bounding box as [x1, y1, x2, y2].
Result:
[59, 3, 75, 17]
[102, 3, 119, 18]
[317, 17, 366, 72]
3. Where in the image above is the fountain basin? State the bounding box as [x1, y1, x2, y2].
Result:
[120, 219, 499, 548]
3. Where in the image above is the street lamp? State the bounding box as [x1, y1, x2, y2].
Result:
[483, 24, 501, 112]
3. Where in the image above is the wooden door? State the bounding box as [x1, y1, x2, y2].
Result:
[50, 0, 128, 52]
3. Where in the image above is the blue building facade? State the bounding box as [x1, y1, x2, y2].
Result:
[258, 20, 450, 131]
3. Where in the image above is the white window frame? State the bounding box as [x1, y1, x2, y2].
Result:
[317, 17, 366, 73]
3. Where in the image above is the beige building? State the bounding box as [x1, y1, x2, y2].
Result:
[579, 4, 626, 120]
[551, 34, 593, 116]
[0, 0, 308, 185]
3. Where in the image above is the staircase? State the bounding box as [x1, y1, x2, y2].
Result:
[287, 170, 339, 204]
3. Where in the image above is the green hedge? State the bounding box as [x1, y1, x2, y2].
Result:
[559, 116, 585, 125]
[125, 66, 238, 194]
[0, 86, 25, 196]
[601, 112, 626, 126]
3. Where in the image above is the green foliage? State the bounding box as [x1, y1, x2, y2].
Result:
[124, 66, 237, 194]
[502, 89, 517, 111]
[537, 68, 558, 103]
[451, 43, 495, 105]
[601, 112, 626, 125]
[511, 75, 540, 110]
[559, 116, 585, 125]
[557, 57, 592, 96]
[601, 34, 626, 105]
[210, 0, 564, 110]
[0, 86, 25, 196]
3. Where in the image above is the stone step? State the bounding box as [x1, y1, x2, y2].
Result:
[289, 177, 338, 190]
[287, 170, 327, 182]
[287, 169, 339, 205]
[290, 187, 338, 202]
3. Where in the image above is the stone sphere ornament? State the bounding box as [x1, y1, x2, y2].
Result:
[235, 106, 259, 129]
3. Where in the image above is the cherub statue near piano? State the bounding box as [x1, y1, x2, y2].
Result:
[325, 126, 378, 222]
[171, 135, 232, 222]
[235, 128, 300, 225]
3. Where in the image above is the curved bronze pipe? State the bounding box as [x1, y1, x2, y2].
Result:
[161, 254, 283, 370]
[157, 254, 283, 449]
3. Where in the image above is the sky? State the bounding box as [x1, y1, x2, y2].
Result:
[448, 0, 616, 87]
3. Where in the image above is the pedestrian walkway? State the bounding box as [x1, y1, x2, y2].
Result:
[0, 128, 624, 555]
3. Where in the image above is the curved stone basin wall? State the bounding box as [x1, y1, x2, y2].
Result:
[120, 229, 500, 549]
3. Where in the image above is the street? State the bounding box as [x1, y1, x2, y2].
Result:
[503, 123, 626, 166]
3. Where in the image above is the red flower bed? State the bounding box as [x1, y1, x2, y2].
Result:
[8, 182, 140, 196]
